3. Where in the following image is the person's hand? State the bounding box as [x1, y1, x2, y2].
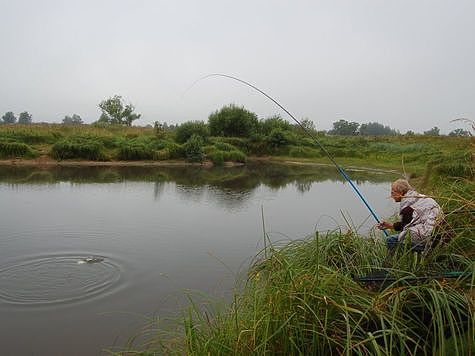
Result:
[377, 221, 393, 230]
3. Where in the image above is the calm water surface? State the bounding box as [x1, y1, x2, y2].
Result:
[0, 163, 398, 355]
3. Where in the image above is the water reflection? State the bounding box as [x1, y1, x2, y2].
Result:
[0, 162, 395, 189]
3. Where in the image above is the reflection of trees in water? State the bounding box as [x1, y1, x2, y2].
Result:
[0, 163, 396, 209]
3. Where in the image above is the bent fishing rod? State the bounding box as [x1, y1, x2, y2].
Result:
[190, 73, 389, 236]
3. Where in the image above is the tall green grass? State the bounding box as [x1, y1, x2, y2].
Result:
[0, 140, 37, 158]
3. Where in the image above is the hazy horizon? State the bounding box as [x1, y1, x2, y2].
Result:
[1, 0, 474, 134]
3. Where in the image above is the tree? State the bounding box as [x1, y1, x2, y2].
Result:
[208, 104, 258, 137]
[423, 127, 440, 136]
[62, 114, 83, 125]
[18, 111, 32, 124]
[2, 111, 16, 124]
[448, 128, 470, 137]
[98, 95, 141, 126]
[359, 122, 397, 136]
[329, 119, 359, 136]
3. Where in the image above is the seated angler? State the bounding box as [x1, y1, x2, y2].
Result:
[377, 179, 444, 252]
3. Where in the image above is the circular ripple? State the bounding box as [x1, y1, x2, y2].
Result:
[0, 255, 122, 305]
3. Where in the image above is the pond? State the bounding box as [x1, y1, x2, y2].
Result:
[0, 162, 398, 355]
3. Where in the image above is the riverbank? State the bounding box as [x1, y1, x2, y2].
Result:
[117, 156, 473, 354]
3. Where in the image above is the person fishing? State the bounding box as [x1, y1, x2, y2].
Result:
[377, 179, 444, 252]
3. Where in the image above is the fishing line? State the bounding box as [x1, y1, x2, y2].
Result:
[187, 73, 389, 236]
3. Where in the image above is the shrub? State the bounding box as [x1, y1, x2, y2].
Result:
[288, 146, 321, 158]
[51, 139, 105, 160]
[117, 142, 154, 160]
[0, 141, 37, 158]
[183, 135, 204, 162]
[267, 128, 296, 148]
[175, 121, 209, 144]
[208, 150, 225, 165]
[223, 150, 247, 163]
[213, 142, 237, 152]
[166, 142, 184, 159]
[208, 104, 258, 137]
[259, 115, 293, 135]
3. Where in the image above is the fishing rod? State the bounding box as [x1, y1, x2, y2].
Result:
[190, 73, 389, 236]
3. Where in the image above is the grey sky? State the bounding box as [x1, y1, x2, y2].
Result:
[1, 0, 473, 133]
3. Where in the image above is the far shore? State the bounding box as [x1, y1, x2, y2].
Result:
[0, 155, 401, 175]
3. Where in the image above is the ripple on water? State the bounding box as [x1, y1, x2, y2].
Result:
[0, 254, 122, 306]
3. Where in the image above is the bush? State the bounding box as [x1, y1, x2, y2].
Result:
[223, 150, 247, 163]
[208, 104, 259, 137]
[267, 128, 296, 148]
[183, 135, 204, 162]
[288, 146, 321, 158]
[213, 142, 237, 152]
[51, 139, 105, 160]
[0, 141, 37, 158]
[259, 115, 293, 135]
[175, 121, 209, 144]
[117, 142, 154, 160]
[208, 150, 225, 165]
[166, 142, 184, 159]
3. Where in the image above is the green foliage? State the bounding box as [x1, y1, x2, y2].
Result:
[223, 150, 246, 163]
[18, 112, 32, 124]
[424, 126, 440, 136]
[50, 138, 106, 160]
[329, 119, 359, 135]
[259, 115, 293, 135]
[0, 141, 36, 158]
[208, 150, 224, 165]
[449, 128, 470, 137]
[213, 142, 237, 152]
[2, 112, 16, 124]
[430, 151, 473, 178]
[174, 121, 209, 144]
[267, 128, 296, 148]
[166, 142, 185, 159]
[62, 114, 83, 125]
[98, 95, 141, 126]
[183, 135, 204, 162]
[117, 142, 154, 160]
[208, 104, 258, 137]
[359, 122, 398, 135]
[288, 146, 321, 158]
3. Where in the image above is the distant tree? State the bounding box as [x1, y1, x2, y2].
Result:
[62, 114, 83, 125]
[405, 130, 416, 136]
[208, 104, 258, 137]
[2, 111, 16, 124]
[18, 111, 32, 124]
[292, 118, 317, 136]
[359, 122, 397, 136]
[98, 95, 141, 126]
[423, 126, 440, 136]
[448, 128, 470, 137]
[329, 119, 359, 136]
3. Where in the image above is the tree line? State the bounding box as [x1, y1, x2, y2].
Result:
[1, 95, 471, 137]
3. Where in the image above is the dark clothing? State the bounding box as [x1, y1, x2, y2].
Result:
[392, 206, 414, 232]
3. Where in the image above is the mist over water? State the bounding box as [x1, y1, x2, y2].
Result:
[0, 163, 396, 355]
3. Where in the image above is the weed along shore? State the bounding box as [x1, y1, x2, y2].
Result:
[1, 123, 473, 354]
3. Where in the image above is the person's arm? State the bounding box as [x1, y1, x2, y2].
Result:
[393, 206, 414, 231]
[378, 206, 414, 231]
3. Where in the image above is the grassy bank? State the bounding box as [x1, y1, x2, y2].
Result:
[0, 124, 472, 178]
[113, 148, 473, 355]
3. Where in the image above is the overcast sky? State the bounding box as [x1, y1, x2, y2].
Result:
[0, 0, 473, 133]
